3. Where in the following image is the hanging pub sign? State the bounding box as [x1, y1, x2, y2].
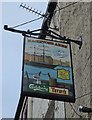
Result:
[22, 37, 75, 103]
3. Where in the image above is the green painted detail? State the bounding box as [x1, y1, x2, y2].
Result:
[28, 84, 49, 92]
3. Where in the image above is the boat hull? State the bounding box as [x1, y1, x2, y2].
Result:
[25, 61, 57, 69]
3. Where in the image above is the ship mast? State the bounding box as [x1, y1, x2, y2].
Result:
[34, 45, 36, 61]
[43, 43, 45, 63]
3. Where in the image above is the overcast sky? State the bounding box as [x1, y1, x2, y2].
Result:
[2, 1, 47, 118]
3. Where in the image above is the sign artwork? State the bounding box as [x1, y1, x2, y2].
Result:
[22, 37, 75, 102]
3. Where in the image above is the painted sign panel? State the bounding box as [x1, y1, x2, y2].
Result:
[22, 37, 75, 102]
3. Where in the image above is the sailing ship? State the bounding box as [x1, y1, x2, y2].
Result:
[26, 61, 57, 69]
[25, 43, 58, 69]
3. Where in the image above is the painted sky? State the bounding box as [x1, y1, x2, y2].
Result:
[25, 38, 71, 62]
[2, 1, 47, 118]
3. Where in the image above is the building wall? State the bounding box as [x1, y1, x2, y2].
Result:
[27, 2, 92, 119]
[53, 2, 92, 119]
[90, 2, 92, 119]
[28, 97, 50, 118]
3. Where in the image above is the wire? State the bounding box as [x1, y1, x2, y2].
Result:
[69, 103, 82, 118]
[15, 0, 83, 29]
[54, 0, 82, 13]
[49, 0, 82, 30]
[56, 4, 61, 11]
[76, 91, 92, 99]
[69, 91, 92, 118]
[53, 0, 92, 101]
[11, 1, 80, 29]
[11, 16, 43, 29]
[55, 2, 78, 12]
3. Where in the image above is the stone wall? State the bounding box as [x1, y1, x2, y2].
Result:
[51, 2, 92, 118]
[27, 2, 92, 119]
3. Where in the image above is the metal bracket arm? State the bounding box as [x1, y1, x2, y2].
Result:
[4, 25, 82, 49]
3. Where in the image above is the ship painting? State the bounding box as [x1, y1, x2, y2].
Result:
[25, 42, 58, 69]
[24, 40, 70, 69]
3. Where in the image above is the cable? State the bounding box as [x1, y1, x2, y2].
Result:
[15, 1, 83, 29]
[57, 4, 60, 10]
[55, 2, 78, 12]
[18, 1, 79, 29]
[76, 91, 92, 99]
[11, 16, 43, 29]
[69, 103, 82, 118]
[11, 1, 80, 29]
[69, 91, 92, 118]
[53, 0, 92, 101]
[54, 0, 82, 13]
[49, 0, 82, 30]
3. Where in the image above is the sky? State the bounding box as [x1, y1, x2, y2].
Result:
[26, 39, 70, 61]
[0, 2, 2, 120]
[2, 1, 48, 118]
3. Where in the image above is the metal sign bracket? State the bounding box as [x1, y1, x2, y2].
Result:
[4, 25, 83, 49]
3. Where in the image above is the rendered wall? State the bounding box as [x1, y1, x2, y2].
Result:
[53, 2, 92, 118]
[27, 2, 92, 119]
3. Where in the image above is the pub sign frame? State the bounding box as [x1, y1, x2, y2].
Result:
[21, 36, 75, 103]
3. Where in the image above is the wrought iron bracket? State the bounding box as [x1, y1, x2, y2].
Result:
[4, 25, 83, 49]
